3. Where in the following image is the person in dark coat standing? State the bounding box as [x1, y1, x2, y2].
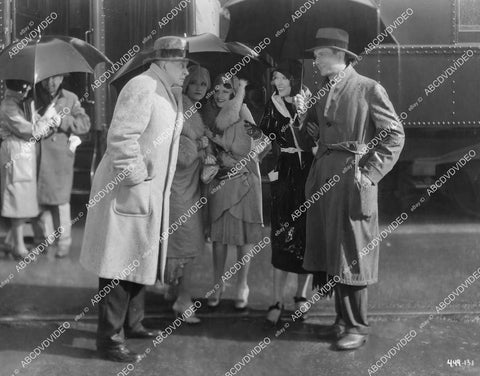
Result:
[34, 74, 91, 258]
[300, 28, 405, 350]
[259, 60, 315, 325]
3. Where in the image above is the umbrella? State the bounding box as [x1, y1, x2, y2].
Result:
[110, 33, 229, 88]
[225, 0, 397, 60]
[224, 0, 293, 61]
[0, 35, 111, 83]
[191, 41, 273, 83]
[110, 33, 272, 89]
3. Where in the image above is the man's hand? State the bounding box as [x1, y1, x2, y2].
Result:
[306, 121, 320, 140]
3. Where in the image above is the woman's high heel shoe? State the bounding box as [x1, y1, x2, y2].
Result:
[172, 301, 201, 324]
[265, 302, 284, 326]
[234, 285, 249, 311]
[294, 296, 310, 320]
[10, 246, 28, 261]
[207, 283, 225, 308]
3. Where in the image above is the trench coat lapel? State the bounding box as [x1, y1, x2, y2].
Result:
[324, 65, 355, 121]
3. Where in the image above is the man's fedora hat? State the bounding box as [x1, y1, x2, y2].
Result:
[152, 36, 198, 64]
[306, 28, 358, 59]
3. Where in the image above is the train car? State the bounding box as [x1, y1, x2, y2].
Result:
[1, 0, 479, 215]
[225, 0, 480, 216]
[0, 0, 222, 195]
[354, 0, 480, 215]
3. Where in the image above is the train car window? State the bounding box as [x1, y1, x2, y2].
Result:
[457, 0, 480, 42]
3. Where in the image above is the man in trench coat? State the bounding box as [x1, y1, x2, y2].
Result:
[79, 36, 189, 363]
[300, 28, 405, 350]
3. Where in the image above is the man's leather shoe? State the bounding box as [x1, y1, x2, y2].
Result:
[335, 333, 367, 350]
[317, 324, 346, 339]
[125, 326, 161, 339]
[98, 345, 144, 363]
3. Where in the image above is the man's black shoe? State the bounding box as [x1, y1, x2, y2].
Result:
[317, 324, 345, 339]
[98, 345, 144, 363]
[125, 326, 161, 339]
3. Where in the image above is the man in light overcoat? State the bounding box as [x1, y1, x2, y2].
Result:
[80, 36, 190, 362]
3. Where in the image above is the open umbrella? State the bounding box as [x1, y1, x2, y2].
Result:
[109, 33, 229, 89]
[225, 0, 397, 60]
[110, 33, 272, 89]
[0, 35, 111, 83]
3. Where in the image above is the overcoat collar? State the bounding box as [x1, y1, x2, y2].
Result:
[147, 63, 178, 111]
[323, 64, 356, 119]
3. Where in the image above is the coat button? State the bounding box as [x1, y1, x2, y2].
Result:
[326, 122, 332, 127]
[325, 177, 330, 183]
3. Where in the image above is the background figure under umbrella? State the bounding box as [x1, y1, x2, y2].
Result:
[259, 60, 314, 326]
[0, 35, 109, 257]
[32, 74, 90, 258]
[0, 80, 51, 259]
[164, 65, 211, 324]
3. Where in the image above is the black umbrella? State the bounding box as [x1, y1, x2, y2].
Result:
[110, 34, 272, 90]
[224, 0, 397, 60]
[110, 33, 229, 89]
[0, 35, 111, 83]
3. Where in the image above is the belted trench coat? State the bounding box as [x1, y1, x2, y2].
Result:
[303, 65, 405, 285]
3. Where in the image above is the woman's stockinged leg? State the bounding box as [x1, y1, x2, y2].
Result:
[173, 261, 201, 324]
[236, 244, 253, 289]
[11, 218, 28, 256]
[234, 244, 252, 309]
[296, 274, 311, 298]
[209, 242, 227, 304]
[212, 242, 228, 286]
[273, 268, 289, 305]
[294, 274, 312, 319]
[176, 261, 195, 306]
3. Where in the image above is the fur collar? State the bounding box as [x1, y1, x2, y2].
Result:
[181, 95, 205, 140]
[203, 85, 252, 132]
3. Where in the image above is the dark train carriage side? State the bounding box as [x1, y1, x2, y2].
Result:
[302, 0, 480, 215]
[0, 0, 197, 197]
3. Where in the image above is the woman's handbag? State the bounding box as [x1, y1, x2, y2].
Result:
[201, 154, 220, 184]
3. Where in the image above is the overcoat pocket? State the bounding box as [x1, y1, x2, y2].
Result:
[9, 155, 34, 183]
[349, 174, 377, 219]
[113, 180, 152, 216]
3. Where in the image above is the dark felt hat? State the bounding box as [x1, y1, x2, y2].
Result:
[306, 28, 358, 59]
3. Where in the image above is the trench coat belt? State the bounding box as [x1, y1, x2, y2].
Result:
[280, 147, 303, 154]
[316, 141, 367, 158]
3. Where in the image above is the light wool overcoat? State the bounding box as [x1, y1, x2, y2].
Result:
[80, 64, 182, 285]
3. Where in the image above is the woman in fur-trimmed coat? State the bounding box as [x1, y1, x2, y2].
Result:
[165, 65, 210, 323]
[203, 75, 270, 310]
